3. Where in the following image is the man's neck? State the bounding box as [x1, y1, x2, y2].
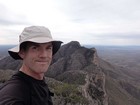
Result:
[19, 65, 44, 80]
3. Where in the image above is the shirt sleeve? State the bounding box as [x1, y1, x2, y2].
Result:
[0, 96, 25, 105]
[0, 80, 30, 105]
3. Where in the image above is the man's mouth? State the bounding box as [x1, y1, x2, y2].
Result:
[36, 60, 49, 64]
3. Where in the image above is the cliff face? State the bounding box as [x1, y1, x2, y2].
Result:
[46, 41, 108, 105]
[0, 41, 140, 105]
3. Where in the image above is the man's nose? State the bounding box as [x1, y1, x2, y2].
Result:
[38, 49, 48, 57]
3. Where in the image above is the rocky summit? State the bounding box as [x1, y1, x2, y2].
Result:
[0, 41, 140, 105]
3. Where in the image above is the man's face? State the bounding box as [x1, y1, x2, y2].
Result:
[19, 42, 53, 75]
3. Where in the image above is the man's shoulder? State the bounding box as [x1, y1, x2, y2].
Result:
[0, 72, 31, 105]
[0, 72, 31, 96]
[1, 77, 29, 89]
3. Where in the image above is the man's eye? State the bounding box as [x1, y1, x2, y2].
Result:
[47, 47, 52, 50]
[32, 46, 38, 49]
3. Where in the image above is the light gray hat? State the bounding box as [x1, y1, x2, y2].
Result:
[8, 26, 62, 60]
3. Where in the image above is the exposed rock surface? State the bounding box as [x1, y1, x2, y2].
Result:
[0, 56, 22, 70]
[0, 41, 140, 105]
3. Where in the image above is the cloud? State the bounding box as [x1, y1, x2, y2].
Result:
[55, 0, 140, 21]
[0, 0, 140, 45]
[0, 3, 31, 26]
[84, 32, 140, 45]
[53, 0, 140, 33]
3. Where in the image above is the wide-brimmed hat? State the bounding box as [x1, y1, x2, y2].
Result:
[8, 26, 63, 60]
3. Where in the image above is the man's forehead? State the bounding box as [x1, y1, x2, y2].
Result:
[28, 42, 53, 46]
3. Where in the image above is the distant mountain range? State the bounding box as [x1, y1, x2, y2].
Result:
[0, 45, 14, 60]
[0, 41, 140, 105]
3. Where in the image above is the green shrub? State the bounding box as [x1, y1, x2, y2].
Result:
[0, 70, 15, 83]
[54, 83, 88, 104]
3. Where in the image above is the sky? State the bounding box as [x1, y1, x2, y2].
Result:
[0, 0, 140, 46]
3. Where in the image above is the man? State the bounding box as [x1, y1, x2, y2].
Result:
[0, 26, 62, 105]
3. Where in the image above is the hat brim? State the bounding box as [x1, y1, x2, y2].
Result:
[20, 37, 55, 44]
[8, 40, 63, 60]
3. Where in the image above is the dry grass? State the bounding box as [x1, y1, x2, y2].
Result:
[0, 69, 15, 83]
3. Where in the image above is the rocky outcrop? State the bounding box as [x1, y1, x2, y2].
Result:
[46, 41, 108, 105]
[82, 73, 108, 105]
[0, 56, 22, 70]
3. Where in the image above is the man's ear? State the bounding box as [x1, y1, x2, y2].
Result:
[18, 50, 25, 59]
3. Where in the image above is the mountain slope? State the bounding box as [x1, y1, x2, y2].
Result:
[0, 41, 140, 105]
